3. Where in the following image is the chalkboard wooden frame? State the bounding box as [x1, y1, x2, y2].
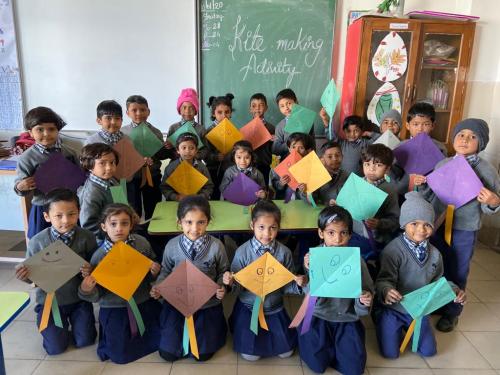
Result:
[197, 0, 337, 134]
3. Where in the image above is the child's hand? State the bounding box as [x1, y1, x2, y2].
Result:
[328, 199, 337, 206]
[364, 218, 379, 229]
[150, 262, 161, 276]
[80, 262, 92, 278]
[359, 291, 373, 307]
[297, 183, 307, 193]
[477, 187, 500, 206]
[295, 275, 308, 287]
[150, 285, 161, 300]
[176, 194, 186, 202]
[256, 189, 267, 199]
[145, 157, 154, 166]
[164, 140, 174, 149]
[223, 271, 233, 286]
[279, 175, 291, 186]
[454, 289, 467, 305]
[15, 264, 30, 282]
[271, 135, 277, 142]
[16, 177, 36, 192]
[303, 253, 310, 270]
[319, 107, 329, 127]
[411, 174, 427, 186]
[362, 131, 373, 138]
[217, 153, 225, 161]
[216, 286, 225, 300]
[81, 275, 97, 294]
[384, 288, 402, 305]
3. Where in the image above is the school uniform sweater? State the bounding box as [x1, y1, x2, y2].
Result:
[312, 169, 350, 205]
[78, 234, 156, 308]
[156, 234, 229, 309]
[372, 180, 401, 244]
[423, 156, 500, 231]
[28, 226, 97, 306]
[376, 235, 445, 315]
[160, 159, 214, 200]
[121, 121, 169, 178]
[77, 177, 117, 236]
[219, 165, 266, 194]
[83, 131, 131, 146]
[14, 143, 79, 206]
[306, 257, 373, 322]
[167, 120, 209, 161]
[254, 119, 275, 170]
[231, 239, 301, 313]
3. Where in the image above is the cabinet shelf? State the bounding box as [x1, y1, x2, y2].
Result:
[422, 64, 457, 70]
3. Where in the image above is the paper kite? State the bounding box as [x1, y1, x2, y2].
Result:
[129, 122, 164, 157]
[113, 138, 145, 180]
[34, 152, 86, 194]
[222, 172, 261, 206]
[288, 151, 332, 194]
[206, 118, 242, 154]
[165, 161, 209, 196]
[167, 121, 203, 149]
[273, 149, 302, 191]
[393, 133, 445, 175]
[239, 117, 273, 150]
[373, 130, 401, 150]
[284, 104, 316, 134]
[320, 79, 341, 119]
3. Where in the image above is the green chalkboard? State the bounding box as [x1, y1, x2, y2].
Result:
[199, 0, 336, 134]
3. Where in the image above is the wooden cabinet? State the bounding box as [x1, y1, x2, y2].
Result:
[340, 16, 475, 151]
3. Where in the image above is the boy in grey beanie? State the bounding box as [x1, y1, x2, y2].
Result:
[375, 191, 466, 358]
[421, 118, 500, 332]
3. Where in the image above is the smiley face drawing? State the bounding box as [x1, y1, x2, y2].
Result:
[41, 248, 64, 263]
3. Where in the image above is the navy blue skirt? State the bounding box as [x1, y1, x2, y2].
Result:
[97, 298, 161, 364]
[298, 316, 366, 375]
[159, 301, 227, 358]
[229, 299, 297, 357]
[28, 204, 50, 239]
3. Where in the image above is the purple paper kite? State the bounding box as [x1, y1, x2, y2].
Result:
[222, 172, 261, 206]
[426, 155, 483, 208]
[393, 133, 445, 175]
[34, 152, 86, 194]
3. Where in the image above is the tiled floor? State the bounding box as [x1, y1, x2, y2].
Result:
[2, 242, 500, 375]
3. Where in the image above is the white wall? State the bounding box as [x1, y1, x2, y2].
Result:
[15, 0, 197, 132]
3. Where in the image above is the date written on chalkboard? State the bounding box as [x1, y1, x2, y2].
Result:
[228, 15, 324, 87]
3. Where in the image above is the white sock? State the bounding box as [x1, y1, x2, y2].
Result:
[278, 350, 294, 358]
[241, 353, 261, 361]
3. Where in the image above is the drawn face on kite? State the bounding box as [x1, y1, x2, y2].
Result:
[173, 284, 196, 308]
[41, 248, 64, 263]
[318, 253, 353, 285]
[255, 265, 275, 284]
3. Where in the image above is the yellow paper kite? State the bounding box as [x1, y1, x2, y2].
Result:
[206, 118, 243, 154]
[288, 151, 332, 194]
[165, 160, 209, 196]
[233, 252, 295, 334]
[91, 241, 152, 301]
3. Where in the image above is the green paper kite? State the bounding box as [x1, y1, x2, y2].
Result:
[336, 174, 388, 221]
[309, 246, 361, 298]
[110, 178, 129, 205]
[167, 122, 203, 149]
[320, 79, 341, 119]
[129, 122, 164, 157]
[284, 104, 316, 134]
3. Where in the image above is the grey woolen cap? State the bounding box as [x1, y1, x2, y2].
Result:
[451, 118, 489, 152]
[380, 109, 402, 134]
[400, 191, 435, 228]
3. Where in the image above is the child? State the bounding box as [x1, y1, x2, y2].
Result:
[365, 109, 403, 139]
[299, 206, 374, 374]
[15, 188, 97, 355]
[313, 140, 349, 206]
[329, 115, 375, 176]
[272, 88, 297, 160]
[78, 143, 120, 237]
[151, 195, 229, 361]
[121, 95, 169, 219]
[220, 140, 267, 200]
[224, 200, 306, 361]
[205, 93, 235, 199]
[249, 93, 275, 185]
[79, 203, 162, 364]
[375, 192, 466, 358]
[166, 88, 208, 161]
[161, 133, 214, 201]
[14, 106, 79, 238]
[361, 144, 400, 247]
[422, 119, 500, 332]
[84, 100, 129, 146]
[270, 132, 314, 200]
[405, 102, 447, 155]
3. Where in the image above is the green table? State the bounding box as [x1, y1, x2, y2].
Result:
[148, 200, 323, 235]
[0, 292, 30, 374]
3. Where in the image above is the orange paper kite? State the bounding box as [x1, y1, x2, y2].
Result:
[239, 117, 273, 150]
[165, 161, 209, 196]
[206, 118, 243, 154]
[289, 151, 332, 194]
[273, 149, 302, 190]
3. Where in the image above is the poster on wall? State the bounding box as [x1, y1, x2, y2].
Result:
[0, 0, 23, 130]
